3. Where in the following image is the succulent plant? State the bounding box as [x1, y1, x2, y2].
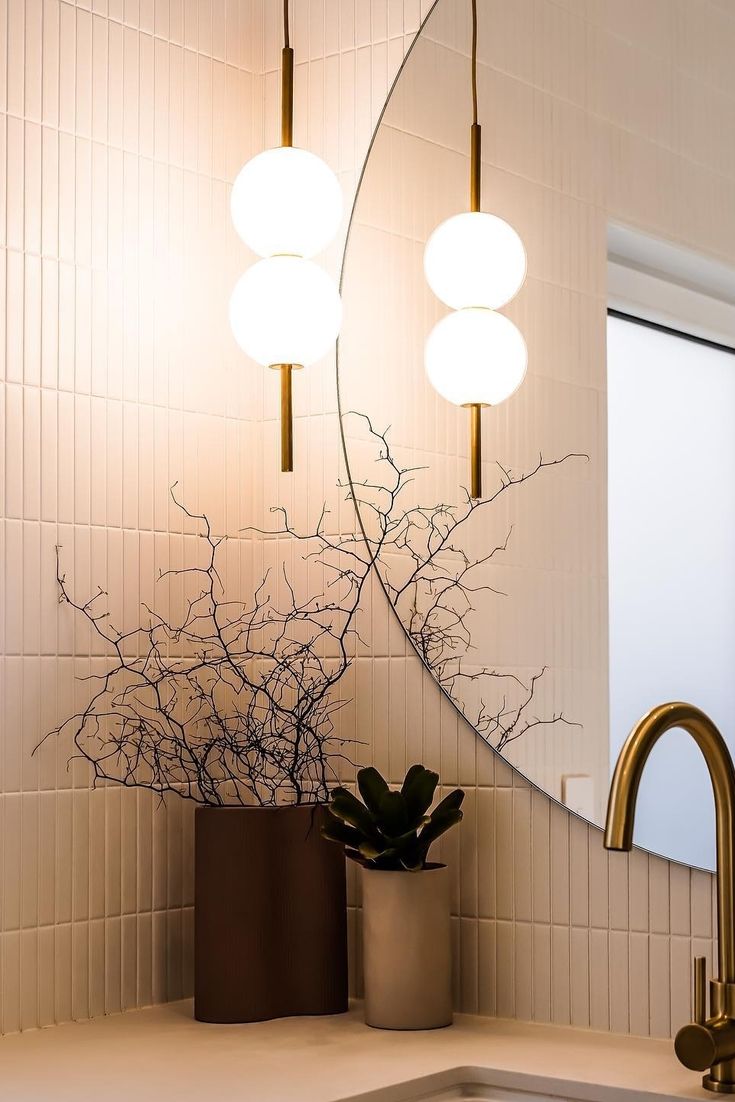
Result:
[322, 764, 464, 871]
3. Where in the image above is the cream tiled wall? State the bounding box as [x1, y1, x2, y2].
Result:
[0, 0, 261, 1030]
[0, 0, 728, 1043]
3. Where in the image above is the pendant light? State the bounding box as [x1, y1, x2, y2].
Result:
[229, 0, 343, 472]
[423, 0, 527, 499]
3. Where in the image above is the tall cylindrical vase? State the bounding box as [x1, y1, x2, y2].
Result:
[195, 804, 348, 1023]
[361, 864, 452, 1030]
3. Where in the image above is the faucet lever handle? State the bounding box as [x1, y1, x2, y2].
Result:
[694, 956, 707, 1024]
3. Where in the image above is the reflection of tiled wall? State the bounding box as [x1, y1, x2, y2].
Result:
[341, 103, 609, 820]
[267, 0, 733, 1040]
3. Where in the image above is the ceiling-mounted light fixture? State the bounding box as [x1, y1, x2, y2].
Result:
[423, 0, 527, 499]
[229, 0, 343, 472]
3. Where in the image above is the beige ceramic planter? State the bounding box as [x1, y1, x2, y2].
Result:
[361, 864, 452, 1030]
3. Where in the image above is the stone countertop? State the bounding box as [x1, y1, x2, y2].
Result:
[0, 1000, 711, 1101]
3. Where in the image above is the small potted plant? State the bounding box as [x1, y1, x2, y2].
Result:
[323, 764, 464, 1030]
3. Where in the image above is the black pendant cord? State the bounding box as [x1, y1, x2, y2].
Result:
[469, 0, 482, 499]
[281, 0, 294, 146]
[469, 0, 481, 213]
[471, 0, 478, 127]
[279, 0, 295, 471]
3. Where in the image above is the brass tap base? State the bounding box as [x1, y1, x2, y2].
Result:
[703, 1076, 735, 1093]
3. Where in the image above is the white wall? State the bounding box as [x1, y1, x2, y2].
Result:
[608, 314, 735, 869]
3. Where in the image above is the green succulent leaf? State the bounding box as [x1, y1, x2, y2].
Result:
[379, 825, 421, 849]
[377, 789, 410, 838]
[402, 764, 439, 821]
[358, 840, 394, 860]
[401, 764, 426, 794]
[357, 767, 389, 814]
[430, 788, 465, 818]
[329, 788, 379, 840]
[399, 849, 425, 872]
[320, 817, 364, 850]
[416, 806, 464, 861]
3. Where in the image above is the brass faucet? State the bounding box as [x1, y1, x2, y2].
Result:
[604, 702, 735, 1093]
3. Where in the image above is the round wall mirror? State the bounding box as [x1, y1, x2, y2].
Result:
[338, 0, 735, 872]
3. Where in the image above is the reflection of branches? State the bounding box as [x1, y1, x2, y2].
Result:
[345, 413, 585, 753]
[43, 416, 584, 804]
[475, 667, 578, 752]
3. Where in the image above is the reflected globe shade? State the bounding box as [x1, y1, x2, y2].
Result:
[231, 147, 343, 259]
[424, 211, 527, 310]
[425, 308, 527, 406]
[229, 255, 342, 367]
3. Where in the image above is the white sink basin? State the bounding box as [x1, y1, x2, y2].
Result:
[339, 1066, 639, 1102]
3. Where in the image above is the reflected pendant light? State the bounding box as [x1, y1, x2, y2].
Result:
[423, 0, 527, 499]
[229, 0, 343, 472]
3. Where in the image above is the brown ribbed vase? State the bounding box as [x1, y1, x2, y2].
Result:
[194, 804, 348, 1023]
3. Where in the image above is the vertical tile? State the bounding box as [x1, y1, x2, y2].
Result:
[569, 819, 589, 927]
[609, 929, 630, 1034]
[551, 925, 571, 1025]
[531, 789, 550, 924]
[550, 802, 570, 926]
[627, 847, 649, 933]
[513, 788, 532, 923]
[650, 933, 671, 1038]
[495, 787, 514, 921]
[477, 919, 496, 1018]
[671, 935, 693, 1033]
[629, 932, 650, 1037]
[514, 922, 533, 1021]
[496, 920, 514, 1019]
[532, 923, 551, 1023]
[670, 864, 691, 936]
[570, 926, 589, 1028]
[477, 788, 495, 918]
[649, 855, 670, 935]
[589, 928, 610, 1031]
[459, 916, 478, 1014]
[608, 850, 629, 930]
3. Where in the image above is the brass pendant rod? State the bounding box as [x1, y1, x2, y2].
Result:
[469, 403, 482, 499]
[280, 364, 294, 472]
[470, 122, 481, 212]
[281, 46, 294, 147]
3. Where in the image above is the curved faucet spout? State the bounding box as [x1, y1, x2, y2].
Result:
[604, 701, 735, 984]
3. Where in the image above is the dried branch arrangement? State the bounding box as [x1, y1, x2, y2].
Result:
[41, 415, 582, 805]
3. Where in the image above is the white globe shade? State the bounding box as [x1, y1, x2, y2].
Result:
[230, 256, 342, 367]
[231, 147, 343, 259]
[424, 211, 527, 310]
[425, 308, 527, 407]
